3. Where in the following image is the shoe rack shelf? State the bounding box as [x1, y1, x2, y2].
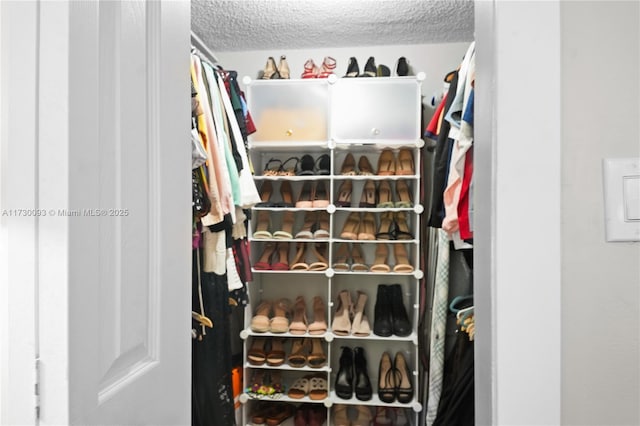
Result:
[241, 76, 424, 426]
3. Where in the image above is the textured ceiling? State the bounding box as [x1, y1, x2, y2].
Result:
[191, 0, 475, 52]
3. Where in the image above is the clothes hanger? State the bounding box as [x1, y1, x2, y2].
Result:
[193, 246, 214, 332]
[192, 311, 213, 328]
[449, 295, 473, 314]
[456, 305, 475, 322]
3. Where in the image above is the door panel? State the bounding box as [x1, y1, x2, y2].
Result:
[38, 1, 191, 424]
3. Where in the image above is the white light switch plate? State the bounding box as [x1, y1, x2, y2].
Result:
[603, 158, 640, 242]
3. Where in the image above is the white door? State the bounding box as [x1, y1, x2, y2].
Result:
[34, 1, 192, 424]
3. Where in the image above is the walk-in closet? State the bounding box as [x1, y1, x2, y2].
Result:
[189, 2, 475, 425]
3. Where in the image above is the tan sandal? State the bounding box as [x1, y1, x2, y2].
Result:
[290, 242, 310, 270]
[308, 243, 329, 271]
[351, 243, 369, 272]
[273, 210, 295, 239]
[247, 337, 267, 365]
[308, 375, 328, 400]
[266, 338, 286, 366]
[313, 211, 330, 240]
[331, 290, 352, 336]
[270, 298, 291, 333]
[370, 244, 391, 273]
[289, 296, 308, 335]
[250, 300, 272, 332]
[351, 291, 371, 337]
[308, 339, 327, 368]
[357, 212, 377, 240]
[295, 211, 316, 239]
[308, 296, 327, 335]
[288, 338, 309, 367]
[252, 210, 272, 239]
[332, 242, 351, 271]
[393, 243, 414, 273]
[288, 376, 310, 399]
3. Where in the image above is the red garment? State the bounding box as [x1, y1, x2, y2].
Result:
[424, 93, 448, 140]
[458, 147, 474, 240]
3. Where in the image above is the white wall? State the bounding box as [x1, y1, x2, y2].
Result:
[561, 2, 640, 425]
[216, 43, 470, 112]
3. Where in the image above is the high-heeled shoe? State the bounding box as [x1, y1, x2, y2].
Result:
[250, 300, 272, 333]
[370, 243, 391, 273]
[273, 211, 295, 240]
[307, 403, 327, 426]
[394, 351, 413, 403]
[266, 338, 286, 366]
[308, 296, 327, 335]
[263, 158, 282, 176]
[360, 57, 376, 77]
[376, 211, 395, 240]
[297, 154, 315, 176]
[270, 298, 292, 333]
[257, 180, 274, 207]
[262, 56, 281, 79]
[295, 211, 317, 239]
[373, 285, 392, 337]
[296, 181, 314, 208]
[393, 211, 412, 240]
[331, 290, 352, 336]
[335, 180, 353, 207]
[353, 405, 373, 426]
[351, 291, 371, 337]
[344, 57, 359, 77]
[394, 179, 413, 207]
[396, 56, 409, 76]
[278, 55, 290, 79]
[378, 351, 396, 402]
[377, 64, 391, 77]
[377, 149, 396, 175]
[254, 242, 276, 270]
[335, 346, 354, 399]
[354, 346, 372, 401]
[288, 338, 310, 367]
[351, 243, 369, 272]
[340, 153, 357, 175]
[247, 337, 267, 365]
[252, 210, 272, 239]
[279, 156, 299, 176]
[317, 56, 336, 78]
[308, 243, 329, 271]
[340, 212, 361, 240]
[389, 284, 411, 337]
[359, 180, 377, 207]
[313, 211, 330, 240]
[312, 181, 329, 208]
[392, 243, 414, 273]
[314, 154, 331, 175]
[374, 406, 393, 426]
[271, 242, 290, 270]
[290, 242, 309, 270]
[333, 404, 350, 426]
[377, 180, 394, 208]
[278, 180, 295, 207]
[358, 155, 374, 175]
[332, 242, 351, 271]
[289, 295, 308, 335]
[301, 59, 319, 79]
[396, 148, 414, 175]
[308, 338, 327, 368]
[357, 212, 376, 240]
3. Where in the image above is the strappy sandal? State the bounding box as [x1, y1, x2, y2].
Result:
[271, 242, 290, 271]
[301, 59, 319, 79]
[254, 242, 276, 270]
[256, 180, 274, 207]
[332, 242, 351, 271]
[359, 180, 377, 208]
[314, 154, 331, 175]
[289, 296, 308, 335]
[376, 149, 396, 176]
[246, 369, 269, 397]
[370, 244, 391, 273]
[317, 56, 336, 79]
[268, 370, 285, 396]
[311, 181, 329, 208]
[266, 338, 286, 367]
[335, 180, 353, 207]
[295, 211, 316, 239]
[313, 211, 330, 240]
[247, 337, 267, 365]
[351, 243, 370, 272]
[273, 211, 295, 240]
[331, 290, 352, 336]
[278, 180, 295, 207]
[357, 212, 377, 241]
[340, 153, 357, 175]
[377, 180, 394, 208]
[375, 211, 395, 240]
[308, 375, 328, 400]
[263, 158, 283, 176]
[393, 212, 413, 240]
[351, 291, 371, 337]
[297, 154, 315, 176]
[308, 296, 327, 335]
[392, 243, 414, 273]
[308, 243, 329, 271]
[288, 338, 310, 367]
[378, 352, 396, 403]
[394, 179, 413, 207]
[394, 351, 414, 403]
[270, 298, 292, 333]
[290, 242, 310, 270]
[252, 210, 272, 239]
[279, 156, 299, 176]
[250, 300, 272, 332]
[295, 181, 314, 208]
[340, 212, 360, 240]
[307, 339, 327, 368]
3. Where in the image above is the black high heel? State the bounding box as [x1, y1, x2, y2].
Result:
[315, 154, 331, 175]
[297, 154, 315, 176]
[396, 57, 409, 76]
[360, 57, 376, 77]
[335, 346, 354, 399]
[354, 347, 372, 401]
[344, 57, 359, 77]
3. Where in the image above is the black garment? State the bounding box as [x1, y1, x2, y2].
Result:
[192, 249, 237, 426]
[445, 246, 473, 356]
[428, 70, 459, 228]
[433, 329, 475, 426]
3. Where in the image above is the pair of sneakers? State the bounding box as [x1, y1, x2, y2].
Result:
[301, 56, 337, 79]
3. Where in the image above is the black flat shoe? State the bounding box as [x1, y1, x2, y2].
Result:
[335, 346, 354, 399]
[344, 57, 359, 77]
[359, 57, 376, 77]
[315, 154, 331, 175]
[354, 347, 372, 401]
[396, 57, 409, 76]
[297, 154, 315, 176]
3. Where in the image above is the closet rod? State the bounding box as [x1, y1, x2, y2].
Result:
[191, 30, 219, 64]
